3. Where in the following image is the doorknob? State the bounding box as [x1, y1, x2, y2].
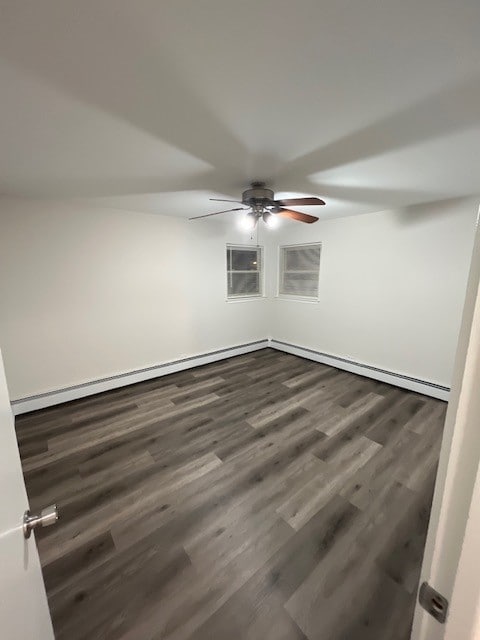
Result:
[23, 504, 58, 539]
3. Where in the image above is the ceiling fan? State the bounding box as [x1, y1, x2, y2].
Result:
[189, 182, 325, 226]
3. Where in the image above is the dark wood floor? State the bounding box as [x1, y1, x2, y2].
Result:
[15, 349, 446, 640]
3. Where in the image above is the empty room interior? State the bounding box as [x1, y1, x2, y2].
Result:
[1, 1, 480, 639]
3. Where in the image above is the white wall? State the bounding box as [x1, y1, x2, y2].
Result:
[266, 198, 478, 387]
[0, 197, 268, 401]
[1, 196, 476, 402]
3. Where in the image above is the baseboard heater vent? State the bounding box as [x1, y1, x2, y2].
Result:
[269, 339, 450, 401]
[12, 337, 449, 414]
[11, 339, 269, 415]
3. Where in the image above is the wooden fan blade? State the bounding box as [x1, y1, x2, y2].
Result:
[276, 197, 325, 207]
[209, 198, 243, 204]
[189, 207, 248, 220]
[277, 208, 319, 224]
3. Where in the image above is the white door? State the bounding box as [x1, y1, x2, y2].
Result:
[0, 349, 54, 640]
[411, 208, 480, 640]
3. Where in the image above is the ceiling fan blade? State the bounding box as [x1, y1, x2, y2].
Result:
[275, 197, 325, 207]
[209, 198, 243, 204]
[277, 208, 319, 224]
[189, 207, 248, 220]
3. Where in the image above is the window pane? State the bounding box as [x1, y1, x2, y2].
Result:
[281, 272, 319, 297]
[228, 272, 260, 296]
[285, 246, 320, 271]
[226, 246, 263, 298]
[280, 244, 321, 298]
[231, 249, 259, 271]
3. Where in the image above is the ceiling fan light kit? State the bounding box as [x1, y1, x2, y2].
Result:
[189, 181, 325, 226]
[242, 211, 257, 230]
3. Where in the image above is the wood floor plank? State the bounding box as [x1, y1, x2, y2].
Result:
[14, 348, 446, 640]
[276, 436, 381, 530]
[316, 392, 384, 437]
[194, 494, 359, 640]
[339, 427, 420, 510]
[284, 482, 417, 639]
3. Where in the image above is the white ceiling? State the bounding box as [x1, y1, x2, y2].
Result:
[1, 0, 480, 220]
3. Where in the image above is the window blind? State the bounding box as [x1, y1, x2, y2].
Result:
[279, 244, 321, 298]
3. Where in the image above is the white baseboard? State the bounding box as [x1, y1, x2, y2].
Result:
[11, 339, 269, 415]
[269, 339, 450, 401]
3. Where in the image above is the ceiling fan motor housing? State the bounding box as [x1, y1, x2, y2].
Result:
[242, 183, 276, 214]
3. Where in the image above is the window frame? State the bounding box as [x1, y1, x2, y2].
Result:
[226, 244, 264, 301]
[277, 242, 322, 302]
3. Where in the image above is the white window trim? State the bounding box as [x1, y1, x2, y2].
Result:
[276, 242, 321, 302]
[226, 244, 265, 301]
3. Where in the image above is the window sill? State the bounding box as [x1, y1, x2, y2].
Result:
[274, 295, 319, 304]
[226, 296, 266, 304]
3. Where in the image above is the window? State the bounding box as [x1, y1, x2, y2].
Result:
[279, 243, 321, 299]
[227, 245, 263, 298]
